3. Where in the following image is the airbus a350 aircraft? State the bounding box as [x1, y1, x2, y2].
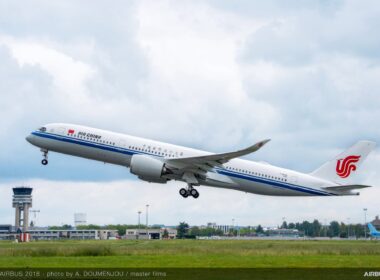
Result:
[26, 123, 376, 198]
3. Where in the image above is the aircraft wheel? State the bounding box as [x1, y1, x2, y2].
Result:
[41, 159, 48, 165]
[179, 188, 188, 198]
[190, 189, 199, 198]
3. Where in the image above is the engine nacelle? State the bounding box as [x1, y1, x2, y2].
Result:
[130, 154, 169, 184]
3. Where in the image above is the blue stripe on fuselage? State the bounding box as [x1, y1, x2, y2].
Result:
[32, 131, 137, 156]
[31, 131, 335, 196]
[215, 169, 334, 196]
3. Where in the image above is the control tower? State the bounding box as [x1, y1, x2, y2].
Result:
[12, 187, 33, 232]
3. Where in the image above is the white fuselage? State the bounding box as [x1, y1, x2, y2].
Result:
[26, 123, 341, 196]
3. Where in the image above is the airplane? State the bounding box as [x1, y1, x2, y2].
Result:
[26, 123, 376, 198]
[368, 223, 380, 239]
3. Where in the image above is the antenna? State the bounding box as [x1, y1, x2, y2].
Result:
[29, 209, 40, 227]
[30, 210, 40, 218]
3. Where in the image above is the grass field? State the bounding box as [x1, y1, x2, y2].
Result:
[0, 239, 380, 268]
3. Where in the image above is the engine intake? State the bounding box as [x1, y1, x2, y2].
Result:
[130, 154, 169, 184]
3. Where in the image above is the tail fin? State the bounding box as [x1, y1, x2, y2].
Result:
[311, 140, 376, 184]
[368, 223, 379, 235]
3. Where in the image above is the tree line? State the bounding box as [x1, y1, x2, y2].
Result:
[47, 219, 370, 238]
[176, 219, 369, 238]
[279, 220, 367, 238]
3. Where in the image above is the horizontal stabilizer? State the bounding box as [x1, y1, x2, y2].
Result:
[322, 184, 371, 192]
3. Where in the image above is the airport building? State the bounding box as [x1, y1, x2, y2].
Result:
[0, 186, 177, 241]
[25, 229, 98, 240]
[0, 186, 121, 241]
[206, 222, 232, 234]
[0, 227, 119, 241]
[266, 228, 300, 237]
[124, 228, 177, 240]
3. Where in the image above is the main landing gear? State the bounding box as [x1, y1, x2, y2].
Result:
[179, 184, 199, 199]
[41, 149, 48, 165]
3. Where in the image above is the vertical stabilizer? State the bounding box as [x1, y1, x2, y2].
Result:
[368, 223, 379, 235]
[310, 141, 376, 184]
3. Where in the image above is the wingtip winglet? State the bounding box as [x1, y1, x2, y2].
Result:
[257, 139, 271, 148]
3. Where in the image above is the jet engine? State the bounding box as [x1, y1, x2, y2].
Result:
[130, 154, 170, 184]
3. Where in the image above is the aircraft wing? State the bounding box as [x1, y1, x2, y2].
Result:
[322, 184, 371, 192]
[167, 139, 270, 170]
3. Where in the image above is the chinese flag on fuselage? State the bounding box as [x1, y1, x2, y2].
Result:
[68, 129, 75, 134]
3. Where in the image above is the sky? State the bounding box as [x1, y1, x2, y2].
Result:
[0, 0, 379, 228]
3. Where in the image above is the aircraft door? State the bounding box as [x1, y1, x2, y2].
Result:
[56, 127, 66, 135]
[118, 139, 131, 166]
[119, 139, 127, 148]
[289, 175, 298, 185]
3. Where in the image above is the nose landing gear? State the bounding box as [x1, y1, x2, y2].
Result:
[41, 149, 48, 165]
[179, 184, 199, 199]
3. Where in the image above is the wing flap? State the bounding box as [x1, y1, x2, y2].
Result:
[165, 139, 270, 181]
[322, 184, 371, 192]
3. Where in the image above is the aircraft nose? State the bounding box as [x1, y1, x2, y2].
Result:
[26, 134, 34, 144]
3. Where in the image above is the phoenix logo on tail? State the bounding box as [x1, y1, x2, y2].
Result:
[336, 155, 361, 178]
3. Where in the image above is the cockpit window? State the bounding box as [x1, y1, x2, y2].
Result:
[38, 127, 47, 132]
